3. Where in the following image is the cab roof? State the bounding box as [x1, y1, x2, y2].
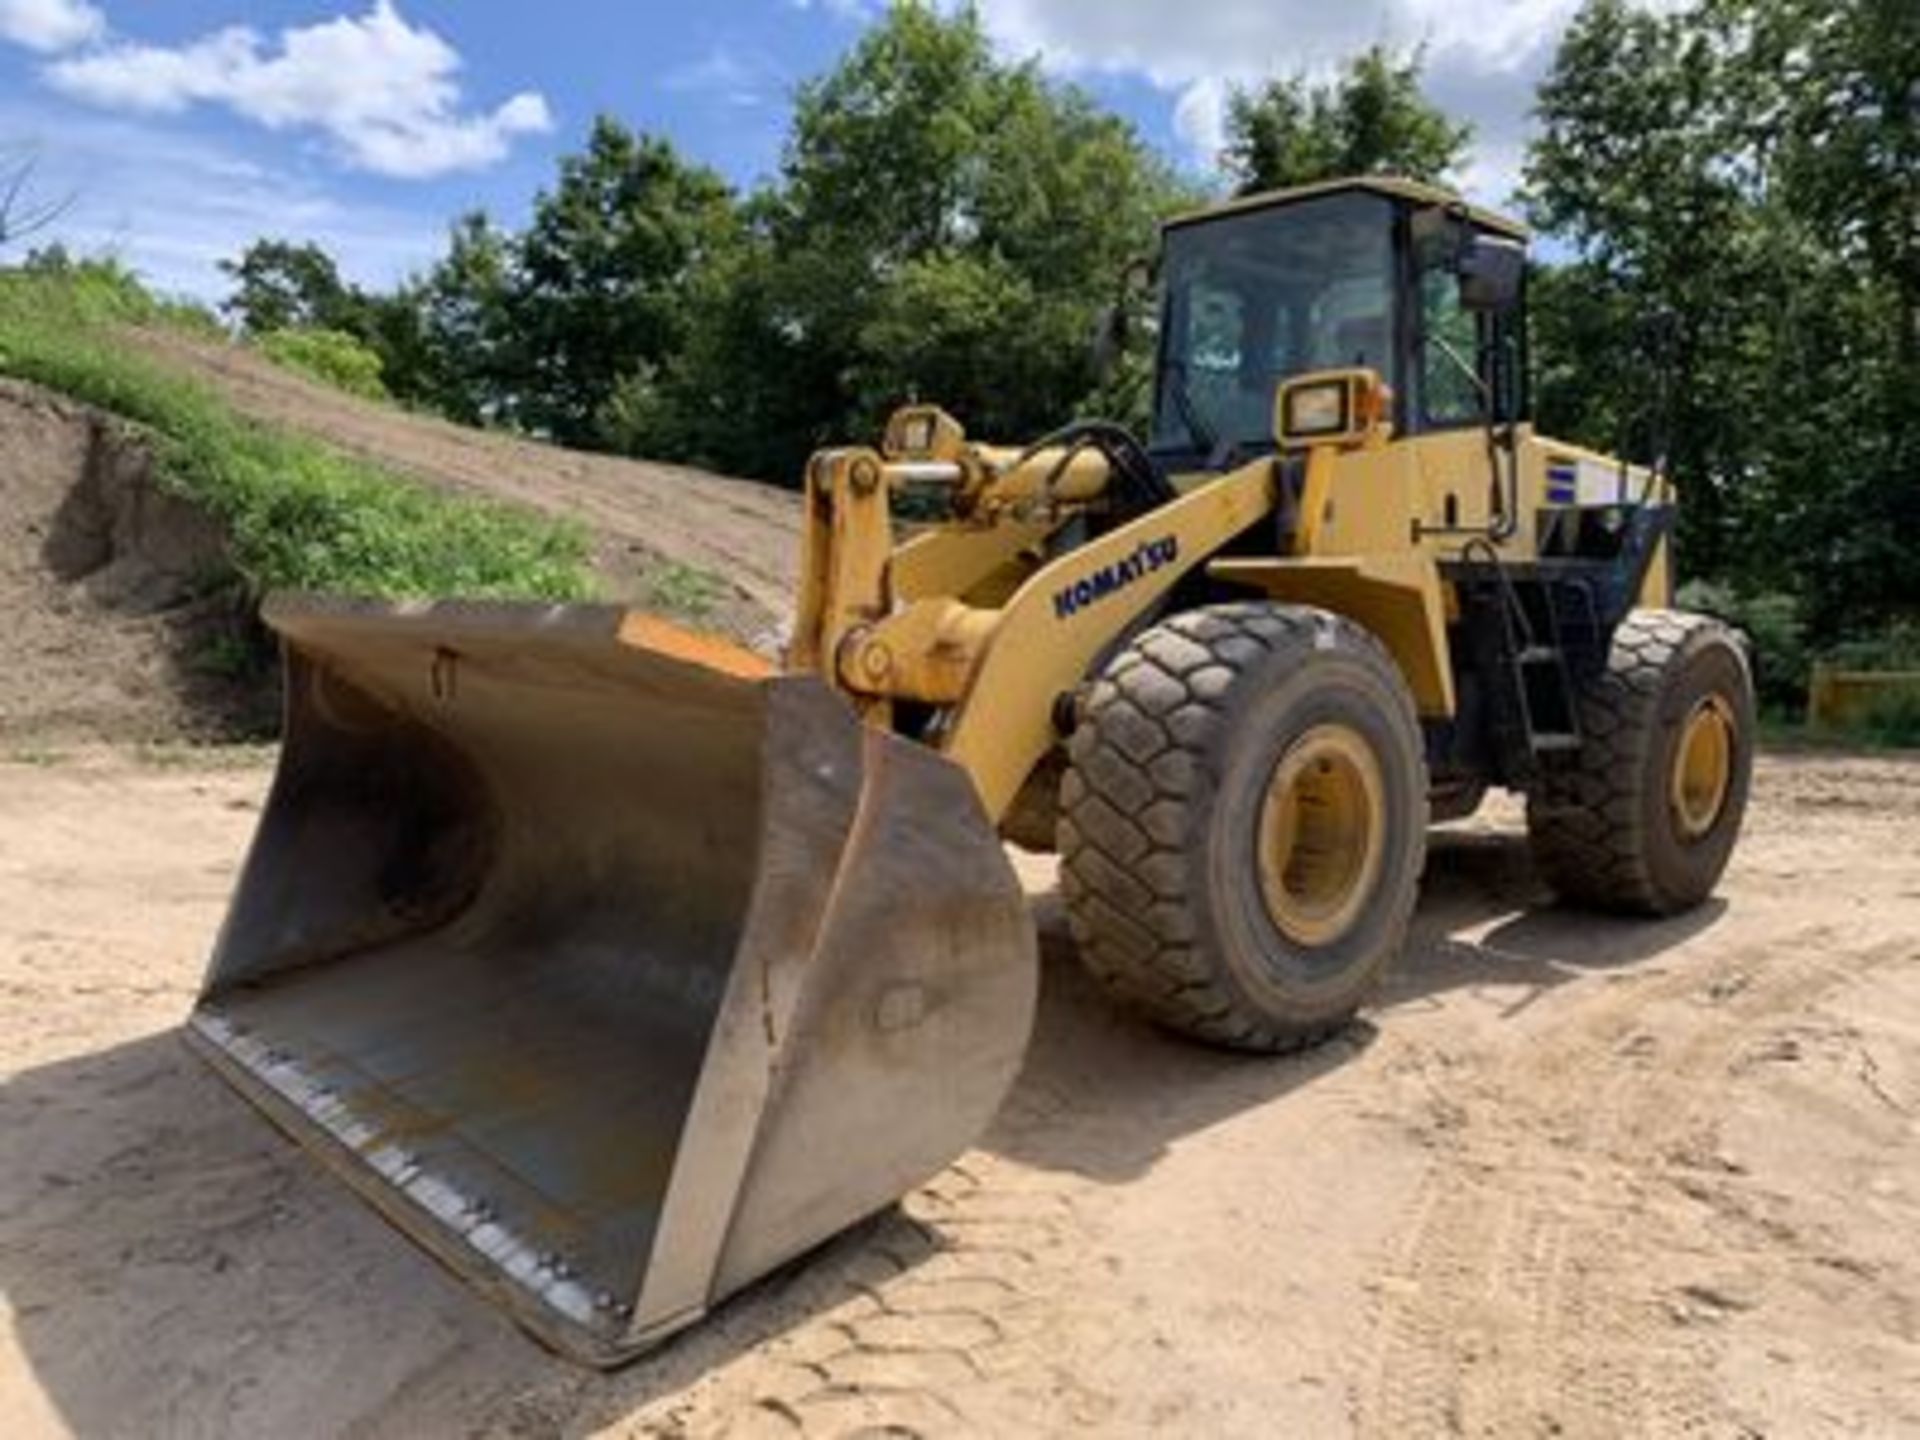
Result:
[1165, 175, 1530, 242]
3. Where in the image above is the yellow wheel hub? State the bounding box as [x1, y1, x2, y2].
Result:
[1257, 724, 1386, 947]
[1671, 695, 1735, 840]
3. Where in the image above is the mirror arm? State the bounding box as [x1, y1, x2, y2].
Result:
[1429, 331, 1520, 539]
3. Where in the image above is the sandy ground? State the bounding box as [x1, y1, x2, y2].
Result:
[2, 748, 1916, 1438]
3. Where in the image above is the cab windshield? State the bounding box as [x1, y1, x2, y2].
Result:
[1152, 192, 1398, 461]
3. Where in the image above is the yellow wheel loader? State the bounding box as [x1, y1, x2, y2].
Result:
[186, 178, 1755, 1364]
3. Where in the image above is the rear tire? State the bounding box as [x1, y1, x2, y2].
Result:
[1059, 603, 1427, 1052]
[1527, 609, 1754, 915]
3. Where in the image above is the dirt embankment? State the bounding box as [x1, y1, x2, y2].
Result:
[1, 752, 1915, 1437]
[121, 329, 802, 634]
[2, 335, 803, 744]
[0, 380, 266, 743]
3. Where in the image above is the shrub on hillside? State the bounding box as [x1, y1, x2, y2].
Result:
[258, 327, 389, 401]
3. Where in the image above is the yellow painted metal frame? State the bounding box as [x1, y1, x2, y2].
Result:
[790, 449, 893, 719]
[1166, 175, 1529, 242]
[790, 436, 1278, 822]
[1208, 554, 1455, 715]
[791, 348, 1683, 830]
[893, 518, 1052, 604]
[941, 464, 1274, 819]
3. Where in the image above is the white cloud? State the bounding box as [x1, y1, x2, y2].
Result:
[663, 48, 784, 110]
[41, 2, 552, 180]
[0, 0, 102, 52]
[1171, 77, 1228, 172]
[0, 100, 443, 298]
[973, 0, 1575, 87]
[968, 0, 1588, 204]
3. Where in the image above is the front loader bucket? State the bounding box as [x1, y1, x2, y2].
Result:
[185, 597, 1037, 1366]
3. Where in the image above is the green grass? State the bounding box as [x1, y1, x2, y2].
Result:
[189, 629, 263, 680]
[641, 559, 727, 621]
[257, 327, 390, 401]
[0, 265, 593, 604]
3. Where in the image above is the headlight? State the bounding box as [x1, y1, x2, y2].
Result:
[882, 404, 964, 460]
[900, 413, 936, 455]
[1284, 382, 1349, 438]
[1274, 369, 1388, 450]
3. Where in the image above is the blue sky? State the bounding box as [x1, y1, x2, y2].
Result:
[0, 0, 1589, 301]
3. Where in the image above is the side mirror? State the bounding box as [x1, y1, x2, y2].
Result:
[1088, 253, 1158, 382]
[1089, 300, 1129, 383]
[1458, 233, 1526, 313]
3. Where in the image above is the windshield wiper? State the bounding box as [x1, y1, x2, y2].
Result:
[1160, 357, 1219, 456]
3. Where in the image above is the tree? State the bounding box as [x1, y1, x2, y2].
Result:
[219, 236, 449, 415]
[200, 9, 1182, 480]
[0, 149, 70, 253]
[1526, 0, 1759, 579]
[354, 284, 435, 409]
[663, 2, 1188, 480]
[1525, 0, 1920, 635]
[1739, 0, 1920, 628]
[1222, 47, 1472, 195]
[508, 116, 739, 448]
[219, 239, 363, 335]
[411, 212, 520, 426]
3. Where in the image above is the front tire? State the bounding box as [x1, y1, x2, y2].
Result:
[1527, 609, 1754, 914]
[1059, 603, 1427, 1052]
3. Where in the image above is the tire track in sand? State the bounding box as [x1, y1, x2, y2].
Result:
[635, 1154, 1085, 1439]
[1358, 924, 1910, 1437]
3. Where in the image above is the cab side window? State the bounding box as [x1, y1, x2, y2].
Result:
[1419, 266, 1483, 429]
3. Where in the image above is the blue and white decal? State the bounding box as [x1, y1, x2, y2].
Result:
[1053, 536, 1180, 620]
[1546, 458, 1580, 506]
[1545, 455, 1636, 507]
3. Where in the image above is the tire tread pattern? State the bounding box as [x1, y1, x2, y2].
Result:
[1527, 609, 1735, 915]
[1059, 602, 1424, 1052]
